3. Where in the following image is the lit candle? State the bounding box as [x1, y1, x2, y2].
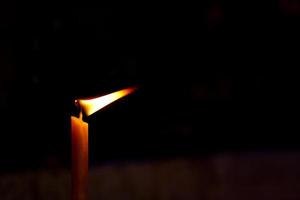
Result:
[71, 87, 136, 200]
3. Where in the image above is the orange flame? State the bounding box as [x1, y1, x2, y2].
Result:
[77, 87, 136, 116]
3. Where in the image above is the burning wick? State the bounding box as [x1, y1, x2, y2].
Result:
[74, 100, 83, 120]
[70, 87, 136, 200]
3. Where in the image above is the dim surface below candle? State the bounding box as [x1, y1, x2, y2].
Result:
[71, 116, 88, 200]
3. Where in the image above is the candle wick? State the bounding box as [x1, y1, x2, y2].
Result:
[75, 99, 83, 120]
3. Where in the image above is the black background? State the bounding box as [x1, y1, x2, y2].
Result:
[0, 1, 299, 172]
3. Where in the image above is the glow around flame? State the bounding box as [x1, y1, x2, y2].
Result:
[77, 87, 136, 116]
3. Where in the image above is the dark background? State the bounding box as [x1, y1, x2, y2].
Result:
[0, 1, 299, 172]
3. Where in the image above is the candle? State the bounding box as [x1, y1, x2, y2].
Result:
[71, 112, 88, 200]
[71, 87, 136, 200]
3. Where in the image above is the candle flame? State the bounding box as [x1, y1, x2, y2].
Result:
[77, 87, 136, 116]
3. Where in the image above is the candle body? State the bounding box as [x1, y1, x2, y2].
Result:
[71, 116, 88, 200]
